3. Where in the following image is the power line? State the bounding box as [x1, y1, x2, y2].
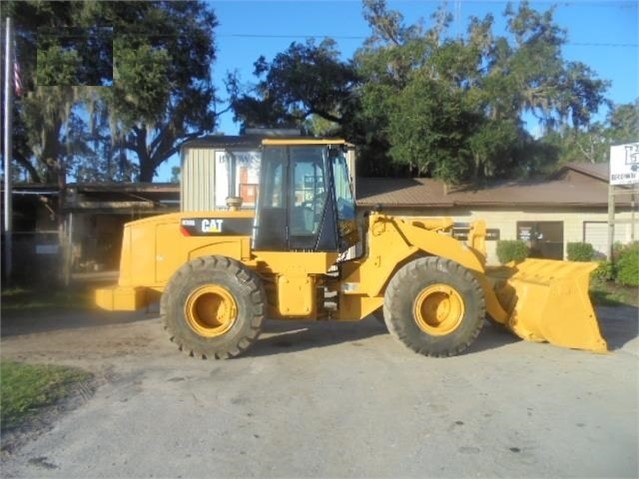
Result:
[29, 31, 638, 48]
[219, 33, 638, 48]
[403, 0, 635, 5]
[565, 43, 638, 48]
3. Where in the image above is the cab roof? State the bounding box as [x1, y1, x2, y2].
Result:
[261, 138, 349, 146]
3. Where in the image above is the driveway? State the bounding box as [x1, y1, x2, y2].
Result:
[1, 305, 637, 478]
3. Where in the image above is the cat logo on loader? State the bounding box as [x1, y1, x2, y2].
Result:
[95, 138, 607, 359]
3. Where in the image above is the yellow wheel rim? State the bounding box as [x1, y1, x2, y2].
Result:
[414, 284, 465, 336]
[184, 285, 238, 338]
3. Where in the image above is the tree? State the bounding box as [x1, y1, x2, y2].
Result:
[228, 38, 359, 133]
[351, 0, 609, 182]
[608, 100, 639, 144]
[226, 0, 611, 183]
[96, 1, 219, 182]
[539, 99, 639, 167]
[4, 1, 219, 184]
[5, 0, 111, 184]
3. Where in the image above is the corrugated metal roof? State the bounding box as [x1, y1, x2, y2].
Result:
[6, 163, 633, 210]
[181, 135, 264, 149]
[182, 134, 350, 149]
[356, 177, 610, 207]
[356, 165, 633, 207]
[70, 183, 179, 193]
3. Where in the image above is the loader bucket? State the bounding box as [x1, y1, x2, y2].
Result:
[491, 259, 607, 353]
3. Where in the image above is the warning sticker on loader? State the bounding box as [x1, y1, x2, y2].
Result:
[453, 228, 500, 241]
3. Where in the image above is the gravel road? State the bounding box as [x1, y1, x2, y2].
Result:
[1, 305, 637, 478]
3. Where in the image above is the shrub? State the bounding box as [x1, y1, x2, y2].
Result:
[567, 242, 596, 262]
[593, 260, 616, 282]
[615, 242, 639, 287]
[496, 240, 529, 264]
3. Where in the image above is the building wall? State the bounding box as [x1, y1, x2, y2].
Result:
[181, 147, 218, 211]
[366, 206, 637, 264]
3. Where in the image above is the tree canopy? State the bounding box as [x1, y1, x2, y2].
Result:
[3, 0, 635, 186]
[230, 0, 623, 184]
[4, 0, 218, 184]
[227, 38, 359, 132]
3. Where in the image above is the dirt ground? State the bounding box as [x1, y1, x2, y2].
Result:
[0, 303, 637, 478]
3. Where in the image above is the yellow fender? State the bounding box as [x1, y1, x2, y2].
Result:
[390, 216, 511, 325]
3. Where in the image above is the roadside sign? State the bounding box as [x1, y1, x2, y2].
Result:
[610, 143, 639, 185]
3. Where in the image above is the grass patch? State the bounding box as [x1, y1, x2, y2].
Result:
[0, 361, 92, 431]
[1, 284, 95, 315]
[590, 278, 639, 307]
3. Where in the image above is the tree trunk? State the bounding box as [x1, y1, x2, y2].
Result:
[41, 122, 62, 184]
[133, 127, 156, 182]
[14, 152, 42, 183]
[139, 156, 156, 182]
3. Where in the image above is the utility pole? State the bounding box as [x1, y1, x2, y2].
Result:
[3, 17, 14, 283]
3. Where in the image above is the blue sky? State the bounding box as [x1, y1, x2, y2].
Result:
[160, 0, 638, 179]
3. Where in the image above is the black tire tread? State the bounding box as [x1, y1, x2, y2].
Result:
[383, 257, 485, 357]
[161, 255, 266, 359]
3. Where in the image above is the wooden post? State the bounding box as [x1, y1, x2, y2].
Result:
[631, 192, 636, 242]
[607, 184, 615, 260]
[608, 184, 639, 261]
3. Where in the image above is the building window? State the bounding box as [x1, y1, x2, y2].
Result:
[517, 221, 564, 260]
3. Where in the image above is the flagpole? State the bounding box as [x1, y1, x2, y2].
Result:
[3, 16, 14, 282]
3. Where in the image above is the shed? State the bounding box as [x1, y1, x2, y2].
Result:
[180, 135, 262, 211]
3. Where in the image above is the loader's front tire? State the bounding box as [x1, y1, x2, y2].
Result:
[161, 256, 266, 359]
[384, 257, 485, 357]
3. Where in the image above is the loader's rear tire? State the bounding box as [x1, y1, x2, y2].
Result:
[384, 257, 485, 357]
[161, 256, 266, 359]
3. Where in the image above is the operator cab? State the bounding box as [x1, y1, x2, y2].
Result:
[253, 139, 358, 253]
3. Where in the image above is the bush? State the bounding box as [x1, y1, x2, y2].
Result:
[615, 242, 639, 287]
[593, 260, 616, 282]
[496, 240, 529, 264]
[567, 242, 596, 262]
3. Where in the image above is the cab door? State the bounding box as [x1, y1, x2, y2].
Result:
[253, 144, 339, 252]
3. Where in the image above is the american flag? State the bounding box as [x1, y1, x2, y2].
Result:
[14, 60, 23, 96]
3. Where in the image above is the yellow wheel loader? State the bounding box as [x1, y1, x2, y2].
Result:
[95, 138, 607, 359]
